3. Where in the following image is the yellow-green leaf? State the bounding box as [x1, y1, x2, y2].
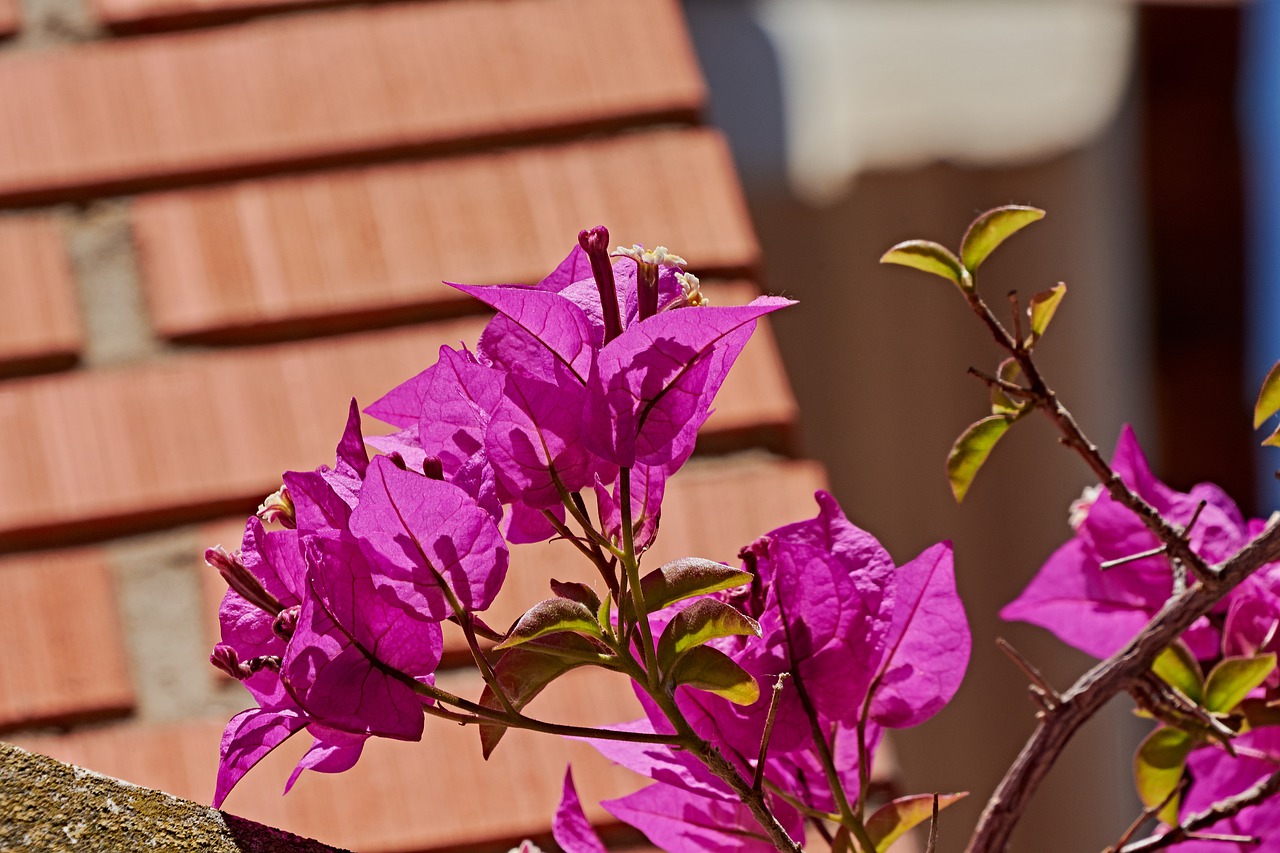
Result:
[1134, 727, 1193, 825]
[1255, 361, 1280, 429]
[866, 793, 967, 852]
[1027, 283, 1067, 343]
[1203, 653, 1277, 714]
[990, 358, 1024, 415]
[495, 598, 602, 649]
[657, 599, 760, 673]
[1265, 424, 1280, 448]
[638, 558, 753, 614]
[668, 645, 759, 705]
[1152, 642, 1204, 705]
[880, 240, 966, 288]
[947, 414, 1018, 503]
[959, 205, 1045, 273]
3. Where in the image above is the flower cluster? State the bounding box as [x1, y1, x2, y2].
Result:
[1004, 426, 1280, 846]
[555, 493, 970, 852]
[207, 226, 976, 852]
[208, 227, 795, 807]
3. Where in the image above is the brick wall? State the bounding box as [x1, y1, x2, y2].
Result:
[0, 0, 880, 849]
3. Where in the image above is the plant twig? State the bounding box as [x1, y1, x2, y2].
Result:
[960, 289, 1214, 583]
[1119, 769, 1280, 852]
[1129, 672, 1237, 752]
[754, 674, 790, 793]
[967, 516, 1280, 852]
[967, 366, 1032, 398]
[1103, 778, 1187, 853]
[996, 637, 1060, 711]
[951, 283, 1280, 851]
[926, 793, 941, 853]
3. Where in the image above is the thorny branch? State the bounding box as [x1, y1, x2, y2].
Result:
[1118, 769, 1280, 853]
[959, 286, 1280, 852]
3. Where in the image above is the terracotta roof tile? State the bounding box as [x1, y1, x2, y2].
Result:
[136, 128, 758, 342]
[0, 216, 82, 376]
[0, 0, 704, 204]
[0, 0, 19, 37]
[0, 298, 794, 547]
[0, 549, 135, 730]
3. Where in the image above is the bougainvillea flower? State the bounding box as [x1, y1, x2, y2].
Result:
[213, 516, 305, 710]
[593, 460, 668, 553]
[604, 780, 796, 853]
[282, 399, 370, 534]
[1175, 729, 1280, 851]
[214, 706, 308, 808]
[584, 297, 794, 468]
[350, 455, 509, 619]
[1002, 426, 1255, 659]
[868, 541, 969, 727]
[576, 491, 965, 844]
[457, 282, 596, 384]
[283, 535, 440, 739]
[714, 491, 897, 756]
[484, 363, 596, 506]
[552, 768, 608, 853]
[583, 718, 804, 853]
[284, 725, 367, 793]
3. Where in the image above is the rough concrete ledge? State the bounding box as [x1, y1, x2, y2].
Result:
[0, 741, 350, 853]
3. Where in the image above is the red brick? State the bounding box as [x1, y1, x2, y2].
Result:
[0, 549, 135, 730]
[135, 128, 758, 342]
[0, 216, 82, 376]
[0, 294, 794, 547]
[0, 0, 705, 204]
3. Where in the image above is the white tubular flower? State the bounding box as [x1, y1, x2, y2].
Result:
[612, 243, 687, 268]
[676, 271, 708, 306]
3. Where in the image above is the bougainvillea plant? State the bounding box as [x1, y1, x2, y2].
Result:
[207, 211, 1280, 852]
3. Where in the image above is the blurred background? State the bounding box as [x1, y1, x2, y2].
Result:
[0, 0, 1276, 851]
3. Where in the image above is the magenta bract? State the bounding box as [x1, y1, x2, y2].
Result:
[1003, 426, 1266, 659]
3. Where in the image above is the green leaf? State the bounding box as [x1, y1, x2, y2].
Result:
[1026, 283, 1066, 344]
[657, 599, 761, 673]
[668, 645, 759, 705]
[866, 793, 967, 852]
[495, 598, 602, 649]
[1255, 361, 1280, 429]
[1134, 727, 1193, 825]
[947, 413, 1021, 503]
[597, 593, 613, 637]
[990, 358, 1025, 415]
[880, 240, 967, 288]
[1203, 653, 1277, 714]
[637, 558, 753, 614]
[479, 637, 600, 757]
[549, 579, 600, 614]
[959, 205, 1045, 273]
[1152, 642, 1204, 705]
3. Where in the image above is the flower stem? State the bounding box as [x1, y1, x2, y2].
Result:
[619, 467, 660, 686]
